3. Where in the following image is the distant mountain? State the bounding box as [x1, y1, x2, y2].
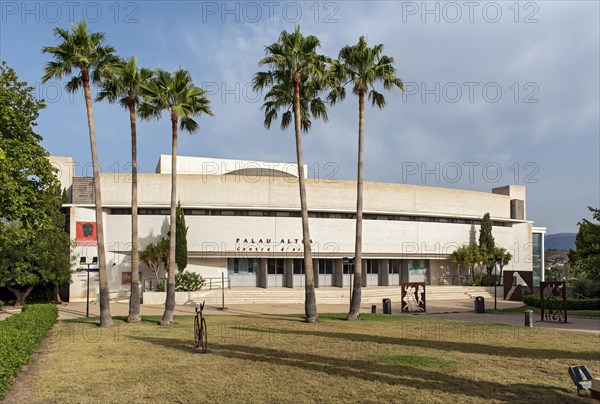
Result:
[545, 233, 576, 250]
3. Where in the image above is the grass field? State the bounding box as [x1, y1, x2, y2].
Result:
[7, 313, 600, 403]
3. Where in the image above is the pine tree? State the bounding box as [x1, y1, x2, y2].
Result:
[478, 212, 496, 276]
[175, 201, 188, 273]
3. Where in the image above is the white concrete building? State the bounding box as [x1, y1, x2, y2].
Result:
[50, 155, 545, 301]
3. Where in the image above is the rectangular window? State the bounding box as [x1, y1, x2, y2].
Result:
[227, 258, 257, 275]
[408, 259, 430, 284]
[366, 260, 379, 274]
[318, 259, 333, 274]
[389, 260, 401, 274]
[293, 259, 304, 274]
[111, 208, 132, 215]
[268, 259, 284, 274]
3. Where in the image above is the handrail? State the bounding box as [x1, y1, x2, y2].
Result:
[143, 276, 231, 292]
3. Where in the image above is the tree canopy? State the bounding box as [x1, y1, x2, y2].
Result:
[0, 62, 72, 305]
[569, 207, 600, 281]
[0, 61, 57, 226]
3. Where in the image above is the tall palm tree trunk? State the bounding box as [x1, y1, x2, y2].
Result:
[293, 74, 318, 323]
[82, 70, 112, 327]
[348, 91, 365, 320]
[161, 112, 178, 325]
[128, 99, 141, 322]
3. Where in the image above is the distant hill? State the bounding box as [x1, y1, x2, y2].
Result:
[545, 233, 576, 250]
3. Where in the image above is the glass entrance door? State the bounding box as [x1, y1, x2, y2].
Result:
[318, 259, 333, 287]
[408, 259, 430, 284]
[267, 259, 284, 287]
[292, 259, 305, 287]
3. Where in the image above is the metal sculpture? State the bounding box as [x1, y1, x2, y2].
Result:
[194, 300, 208, 352]
[400, 282, 426, 313]
[540, 281, 567, 323]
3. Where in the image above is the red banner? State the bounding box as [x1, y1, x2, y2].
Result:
[76, 222, 97, 245]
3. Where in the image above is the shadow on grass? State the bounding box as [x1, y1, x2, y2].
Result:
[129, 334, 578, 402]
[229, 325, 599, 361]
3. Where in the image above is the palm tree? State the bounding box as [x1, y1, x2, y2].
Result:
[139, 68, 213, 325]
[97, 56, 153, 323]
[329, 37, 403, 320]
[42, 20, 119, 327]
[253, 26, 330, 323]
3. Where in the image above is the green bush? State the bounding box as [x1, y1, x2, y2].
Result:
[175, 271, 205, 292]
[569, 279, 600, 298]
[523, 295, 600, 310]
[479, 274, 500, 286]
[0, 304, 58, 398]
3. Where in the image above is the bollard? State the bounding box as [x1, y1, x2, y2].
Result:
[524, 309, 534, 327]
[371, 305, 377, 314]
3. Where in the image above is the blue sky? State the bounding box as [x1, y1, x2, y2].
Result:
[1, 0, 598, 233]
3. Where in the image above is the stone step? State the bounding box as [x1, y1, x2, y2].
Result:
[141, 286, 499, 305]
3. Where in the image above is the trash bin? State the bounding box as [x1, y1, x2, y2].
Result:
[382, 298, 392, 315]
[475, 296, 485, 313]
[371, 305, 377, 314]
[524, 309, 534, 327]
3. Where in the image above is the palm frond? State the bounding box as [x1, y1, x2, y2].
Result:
[253, 26, 331, 135]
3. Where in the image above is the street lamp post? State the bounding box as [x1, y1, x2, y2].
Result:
[489, 257, 499, 310]
[80, 256, 98, 318]
[343, 257, 355, 306]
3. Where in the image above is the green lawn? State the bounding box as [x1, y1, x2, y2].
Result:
[6, 313, 600, 403]
[489, 306, 600, 317]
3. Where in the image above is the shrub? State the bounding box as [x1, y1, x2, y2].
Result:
[523, 295, 600, 310]
[569, 279, 600, 298]
[0, 304, 58, 398]
[175, 272, 205, 292]
[479, 274, 499, 286]
[471, 273, 482, 287]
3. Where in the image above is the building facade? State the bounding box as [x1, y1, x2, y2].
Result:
[50, 155, 545, 301]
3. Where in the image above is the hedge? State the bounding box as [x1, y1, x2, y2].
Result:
[0, 304, 58, 398]
[523, 295, 600, 310]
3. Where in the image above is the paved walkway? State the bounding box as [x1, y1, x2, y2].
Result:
[428, 312, 600, 333]
[57, 298, 523, 318]
[54, 299, 600, 333]
[0, 308, 21, 321]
